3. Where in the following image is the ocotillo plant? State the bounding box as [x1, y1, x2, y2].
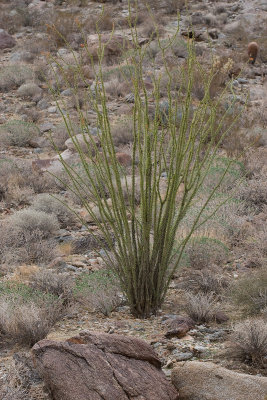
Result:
[48, 9, 241, 318]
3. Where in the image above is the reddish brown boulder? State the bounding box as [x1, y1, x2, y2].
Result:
[165, 316, 195, 339]
[0, 30, 16, 50]
[32, 331, 179, 400]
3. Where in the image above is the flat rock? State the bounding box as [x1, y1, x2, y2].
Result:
[172, 361, 267, 400]
[32, 331, 179, 400]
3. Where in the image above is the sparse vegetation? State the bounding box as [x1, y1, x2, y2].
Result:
[184, 292, 220, 323]
[228, 319, 267, 368]
[74, 270, 121, 316]
[231, 270, 267, 315]
[0, 120, 40, 147]
[0, 282, 65, 346]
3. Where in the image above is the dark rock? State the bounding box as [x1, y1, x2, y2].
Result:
[32, 331, 179, 400]
[0, 29, 16, 50]
[165, 316, 195, 339]
[214, 311, 229, 324]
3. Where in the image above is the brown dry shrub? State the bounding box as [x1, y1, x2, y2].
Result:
[164, 0, 186, 14]
[29, 269, 74, 301]
[31, 193, 77, 228]
[228, 319, 267, 368]
[238, 178, 267, 212]
[111, 117, 134, 146]
[181, 265, 230, 295]
[0, 293, 64, 347]
[74, 270, 122, 316]
[185, 237, 229, 270]
[0, 210, 59, 266]
[184, 292, 220, 323]
[230, 269, 267, 315]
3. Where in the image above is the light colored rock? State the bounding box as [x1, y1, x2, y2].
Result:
[172, 361, 267, 400]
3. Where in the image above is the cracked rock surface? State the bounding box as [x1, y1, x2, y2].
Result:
[32, 331, 179, 400]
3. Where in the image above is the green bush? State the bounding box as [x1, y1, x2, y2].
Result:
[0, 120, 40, 147]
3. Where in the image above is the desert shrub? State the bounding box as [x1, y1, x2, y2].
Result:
[181, 265, 230, 294]
[0, 226, 58, 266]
[238, 178, 267, 212]
[111, 118, 134, 145]
[31, 193, 77, 228]
[0, 210, 59, 265]
[51, 123, 70, 150]
[17, 83, 42, 101]
[164, 0, 186, 14]
[0, 65, 33, 92]
[0, 283, 64, 347]
[231, 270, 267, 315]
[29, 269, 74, 301]
[47, 11, 81, 47]
[184, 292, 220, 323]
[8, 209, 59, 238]
[228, 319, 267, 368]
[74, 270, 121, 316]
[0, 120, 40, 147]
[184, 237, 229, 270]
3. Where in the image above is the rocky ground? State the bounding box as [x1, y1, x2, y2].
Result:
[0, 0, 267, 398]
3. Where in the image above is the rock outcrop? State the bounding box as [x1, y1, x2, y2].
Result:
[32, 331, 179, 400]
[172, 361, 267, 400]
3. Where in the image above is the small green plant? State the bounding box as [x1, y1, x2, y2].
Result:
[0, 120, 40, 147]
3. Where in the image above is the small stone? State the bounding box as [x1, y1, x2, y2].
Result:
[173, 351, 193, 361]
[47, 106, 57, 113]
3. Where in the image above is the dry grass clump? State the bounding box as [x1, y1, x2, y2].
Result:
[8, 209, 59, 238]
[184, 292, 220, 323]
[181, 265, 230, 295]
[31, 193, 77, 228]
[74, 270, 122, 316]
[104, 78, 132, 99]
[228, 319, 267, 368]
[164, 0, 186, 14]
[238, 178, 267, 213]
[0, 158, 60, 206]
[230, 270, 267, 316]
[29, 269, 74, 302]
[184, 237, 229, 270]
[111, 118, 134, 146]
[0, 65, 34, 92]
[0, 120, 40, 148]
[0, 283, 65, 347]
[0, 209, 59, 266]
[17, 83, 42, 102]
[47, 11, 81, 47]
